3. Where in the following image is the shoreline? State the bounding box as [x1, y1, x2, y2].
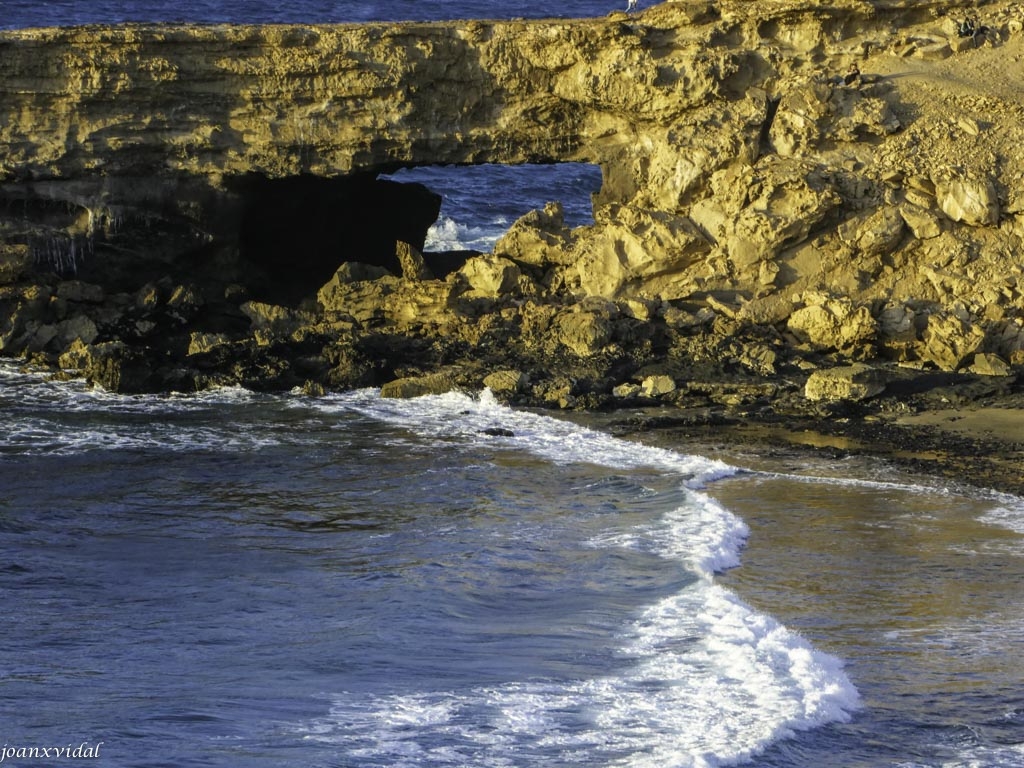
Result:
[6, 351, 1022, 496]
[573, 384, 1024, 497]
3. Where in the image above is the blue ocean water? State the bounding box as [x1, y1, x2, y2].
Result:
[2, 2, 1024, 768]
[0, 0, 633, 28]
[3, 362, 1023, 768]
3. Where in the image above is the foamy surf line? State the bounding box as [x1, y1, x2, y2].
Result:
[0, 363, 280, 455]
[304, 388, 861, 765]
[328, 388, 738, 488]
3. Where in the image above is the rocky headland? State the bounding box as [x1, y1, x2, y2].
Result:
[2, 0, 1023, 491]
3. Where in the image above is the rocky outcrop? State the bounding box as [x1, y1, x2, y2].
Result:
[2, 0, 1024, 403]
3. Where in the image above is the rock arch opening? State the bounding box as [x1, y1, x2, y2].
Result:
[1, 164, 603, 308]
[236, 162, 602, 305]
[233, 172, 442, 304]
[386, 162, 602, 256]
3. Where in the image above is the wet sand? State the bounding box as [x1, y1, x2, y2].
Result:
[585, 386, 1024, 498]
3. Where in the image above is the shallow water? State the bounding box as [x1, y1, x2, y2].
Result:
[711, 463, 1024, 767]
[1, 371, 863, 767]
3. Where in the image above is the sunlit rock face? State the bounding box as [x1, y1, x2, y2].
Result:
[0, 0, 795, 299]
[3, 0, 1024, 392]
[0, 1, 963, 301]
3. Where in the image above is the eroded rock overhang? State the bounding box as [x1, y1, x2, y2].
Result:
[0, 1, 767, 292]
[2, 0, 1023, 325]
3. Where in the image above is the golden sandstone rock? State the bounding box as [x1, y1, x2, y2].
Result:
[2, 0, 1024, 394]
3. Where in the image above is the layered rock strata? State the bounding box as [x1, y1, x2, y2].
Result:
[1, 0, 1023, 408]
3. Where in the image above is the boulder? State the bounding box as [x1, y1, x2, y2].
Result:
[968, 352, 1013, 377]
[804, 364, 886, 401]
[384, 280, 458, 327]
[567, 205, 710, 299]
[787, 294, 877, 352]
[900, 204, 943, 240]
[188, 332, 233, 356]
[57, 340, 153, 392]
[167, 284, 204, 310]
[459, 255, 522, 297]
[613, 382, 642, 398]
[396, 241, 433, 281]
[550, 308, 613, 357]
[54, 315, 99, 349]
[641, 374, 677, 397]
[380, 371, 457, 399]
[839, 206, 905, 258]
[493, 202, 574, 268]
[135, 282, 163, 311]
[0, 284, 52, 355]
[933, 170, 1000, 226]
[918, 313, 986, 370]
[317, 270, 397, 319]
[483, 369, 529, 394]
[914, 41, 953, 60]
[241, 301, 318, 339]
[734, 343, 778, 376]
[738, 293, 797, 325]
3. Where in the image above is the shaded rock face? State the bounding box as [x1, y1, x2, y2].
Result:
[233, 174, 441, 303]
[2, 0, 1024, 397]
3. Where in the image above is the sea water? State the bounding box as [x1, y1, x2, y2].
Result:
[1, 367, 860, 768]
[2, 365, 1022, 767]
[2, 2, 1024, 767]
[0, 0, 632, 28]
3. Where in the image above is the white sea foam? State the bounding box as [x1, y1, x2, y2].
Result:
[302, 578, 859, 766]
[0, 362, 278, 455]
[976, 490, 1024, 536]
[1, 416, 281, 456]
[328, 388, 736, 490]
[299, 388, 861, 765]
[755, 466, 960, 498]
[424, 215, 499, 252]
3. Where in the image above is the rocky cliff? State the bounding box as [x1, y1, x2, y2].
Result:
[2, 0, 1023, 404]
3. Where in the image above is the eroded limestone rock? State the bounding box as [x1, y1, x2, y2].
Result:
[919, 313, 987, 370]
[493, 202, 574, 268]
[459, 256, 522, 298]
[381, 371, 459, 399]
[2, 0, 1023, 397]
[483, 369, 529, 394]
[933, 170, 1000, 226]
[804, 363, 886, 402]
[787, 293, 877, 354]
[642, 374, 677, 398]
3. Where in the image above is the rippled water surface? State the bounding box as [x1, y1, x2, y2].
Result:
[2, 365, 1023, 766]
[2, 0, 629, 28]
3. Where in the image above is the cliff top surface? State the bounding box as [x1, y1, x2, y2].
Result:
[1, 0, 1022, 179]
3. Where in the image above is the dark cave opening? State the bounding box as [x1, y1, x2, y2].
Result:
[232, 163, 602, 306]
[234, 172, 442, 304]
[1, 164, 603, 311]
